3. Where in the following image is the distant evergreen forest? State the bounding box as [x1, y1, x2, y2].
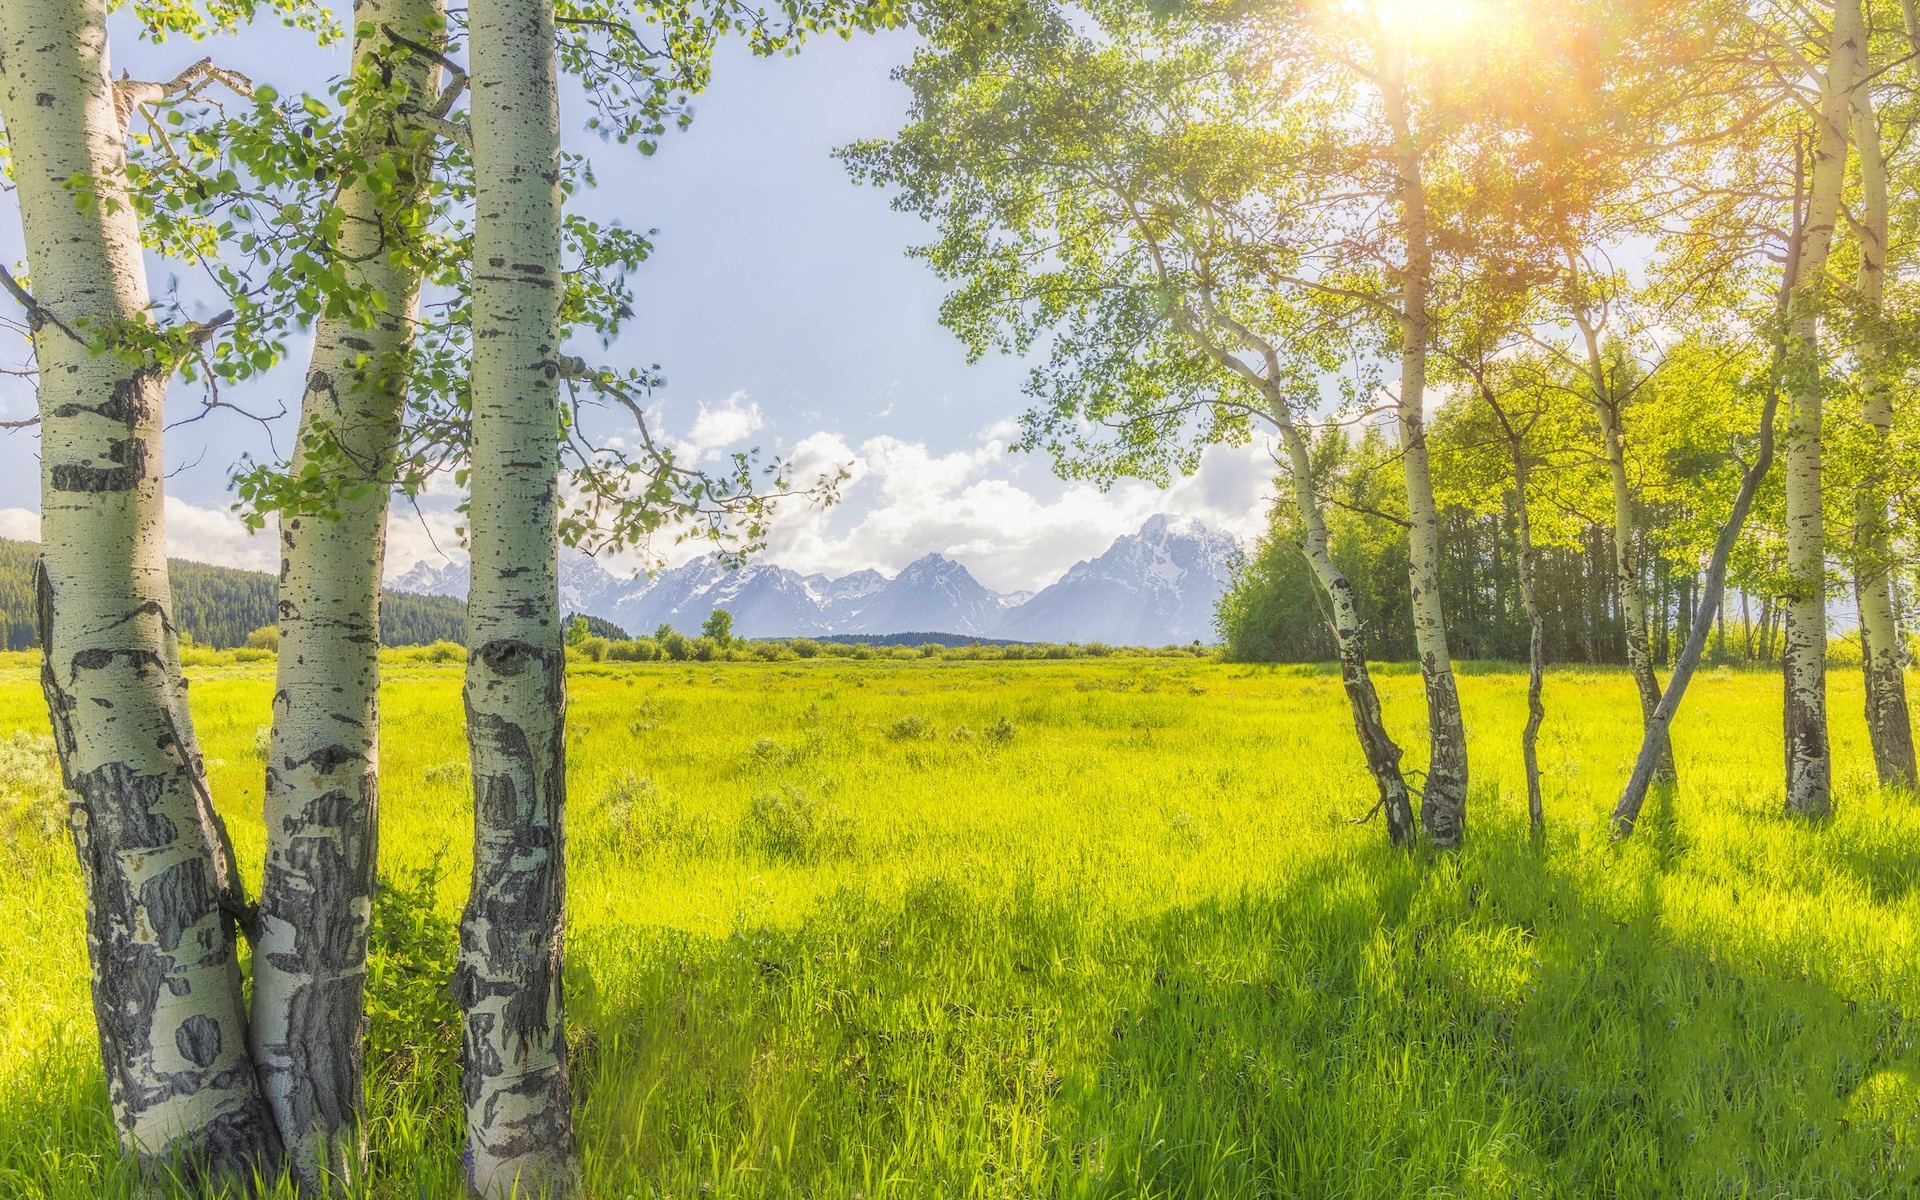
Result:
[0, 538, 464, 650]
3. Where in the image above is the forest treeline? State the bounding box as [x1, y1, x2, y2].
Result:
[1216, 431, 1914, 667]
[0, 539, 463, 650]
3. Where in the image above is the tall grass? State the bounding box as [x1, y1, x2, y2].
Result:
[0, 653, 1915, 1197]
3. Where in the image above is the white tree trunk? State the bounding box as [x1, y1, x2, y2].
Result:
[0, 0, 280, 1179]
[1847, 81, 1916, 789]
[1379, 38, 1468, 846]
[251, 1, 445, 1186]
[1781, 0, 1863, 818]
[1268, 397, 1416, 846]
[1572, 316, 1676, 784]
[456, 0, 578, 1193]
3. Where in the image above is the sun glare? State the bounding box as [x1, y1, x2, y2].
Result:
[1382, 0, 1486, 49]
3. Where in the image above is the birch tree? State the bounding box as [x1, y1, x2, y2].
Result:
[247, 3, 453, 1187]
[1779, 0, 1866, 818]
[450, 0, 578, 1191]
[0, 0, 307, 1182]
[1844, 7, 1916, 788]
[842, 1, 1423, 844]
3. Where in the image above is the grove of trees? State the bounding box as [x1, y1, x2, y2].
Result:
[0, 0, 1915, 1194]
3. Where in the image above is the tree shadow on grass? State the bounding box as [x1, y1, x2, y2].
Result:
[565, 803, 1920, 1200]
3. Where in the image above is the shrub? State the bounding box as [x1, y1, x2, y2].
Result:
[364, 862, 461, 1093]
[245, 625, 280, 651]
[690, 636, 719, 662]
[985, 718, 1016, 745]
[253, 725, 272, 760]
[741, 783, 853, 862]
[885, 714, 930, 741]
[950, 724, 976, 742]
[231, 647, 274, 663]
[790, 639, 821, 659]
[597, 772, 706, 855]
[579, 636, 610, 663]
[661, 630, 692, 661]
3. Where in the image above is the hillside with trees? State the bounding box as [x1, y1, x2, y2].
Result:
[0, 539, 463, 650]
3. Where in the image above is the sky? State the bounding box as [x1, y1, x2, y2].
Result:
[0, 9, 1279, 595]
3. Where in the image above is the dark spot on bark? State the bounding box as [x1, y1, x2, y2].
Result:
[51, 436, 147, 492]
[177, 1014, 222, 1067]
[36, 93, 56, 107]
[92, 696, 113, 707]
[289, 742, 359, 774]
[477, 639, 546, 678]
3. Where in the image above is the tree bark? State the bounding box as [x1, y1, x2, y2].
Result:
[250, 1, 447, 1187]
[1380, 33, 1468, 847]
[0, 0, 281, 1181]
[1270, 398, 1417, 846]
[1780, 0, 1862, 820]
[1571, 310, 1676, 783]
[1613, 388, 1782, 834]
[1847, 77, 1917, 789]
[456, 0, 578, 1193]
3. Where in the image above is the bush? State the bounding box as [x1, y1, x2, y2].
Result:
[885, 714, 930, 741]
[364, 862, 461, 1094]
[231, 647, 273, 663]
[579, 636, 610, 663]
[741, 783, 854, 863]
[244, 625, 280, 651]
[985, 718, 1016, 745]
[661, 630, 691, 661]
[790, 639, 821, 659]
[690, 636, 719, 662]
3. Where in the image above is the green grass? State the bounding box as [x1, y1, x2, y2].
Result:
[2, 653, 1918, 1198]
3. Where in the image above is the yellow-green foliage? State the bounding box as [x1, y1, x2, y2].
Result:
[0, 654, 1917, 1198]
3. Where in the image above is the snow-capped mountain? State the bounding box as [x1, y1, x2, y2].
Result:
[385, 515, 1241, 645]
[390, 558, 468, 598]
[994, 514, 1238, 644]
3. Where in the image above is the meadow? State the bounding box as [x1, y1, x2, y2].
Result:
[1, 651, 1918, 1199]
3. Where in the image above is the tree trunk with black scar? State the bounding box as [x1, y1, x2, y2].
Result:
[1847, 72, 1917, 789]
[1379, 34, 1468, 846]
[455, 0, 578, 1194]
[1268, 394, 1416, 847]
[0, 0, 280, 1181]
[251, 0, 447, 1188]
[1781, 0, 1863, 820]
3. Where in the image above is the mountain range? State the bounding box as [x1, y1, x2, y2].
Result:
[391, 514, 1240, 645]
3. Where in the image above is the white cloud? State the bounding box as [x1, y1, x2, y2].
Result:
[0, 507, 39, 542]
[0, 425, 1279, 597]
[164, 495, 278, 571]
[679, 391, 766, 461]
[763, 424, 1278, 594]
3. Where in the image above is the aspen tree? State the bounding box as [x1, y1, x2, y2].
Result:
[1564, 269, 1679, 786]
[249, 1, 453, 1186]
[0, 0, 280, 1180]
[1371, 18, 1469, 846]
[1781, 0, 1865, 819]
[841, 1, 1419, 845]
[1846, 45, 1917, 788]
[454, 0, 577, 1191]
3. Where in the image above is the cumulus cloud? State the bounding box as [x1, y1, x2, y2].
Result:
[0, 507, 40, 543]
[678, 391, 766, 462]
[764, 423, 1279, 594]
[0, 421, 1281, 597]
[163, 496, 278, 571]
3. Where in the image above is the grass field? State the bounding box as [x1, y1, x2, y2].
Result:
[1, 652, 1918, 1198]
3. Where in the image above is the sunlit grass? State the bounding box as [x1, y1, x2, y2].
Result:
[1, 652, 1916, 1197]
